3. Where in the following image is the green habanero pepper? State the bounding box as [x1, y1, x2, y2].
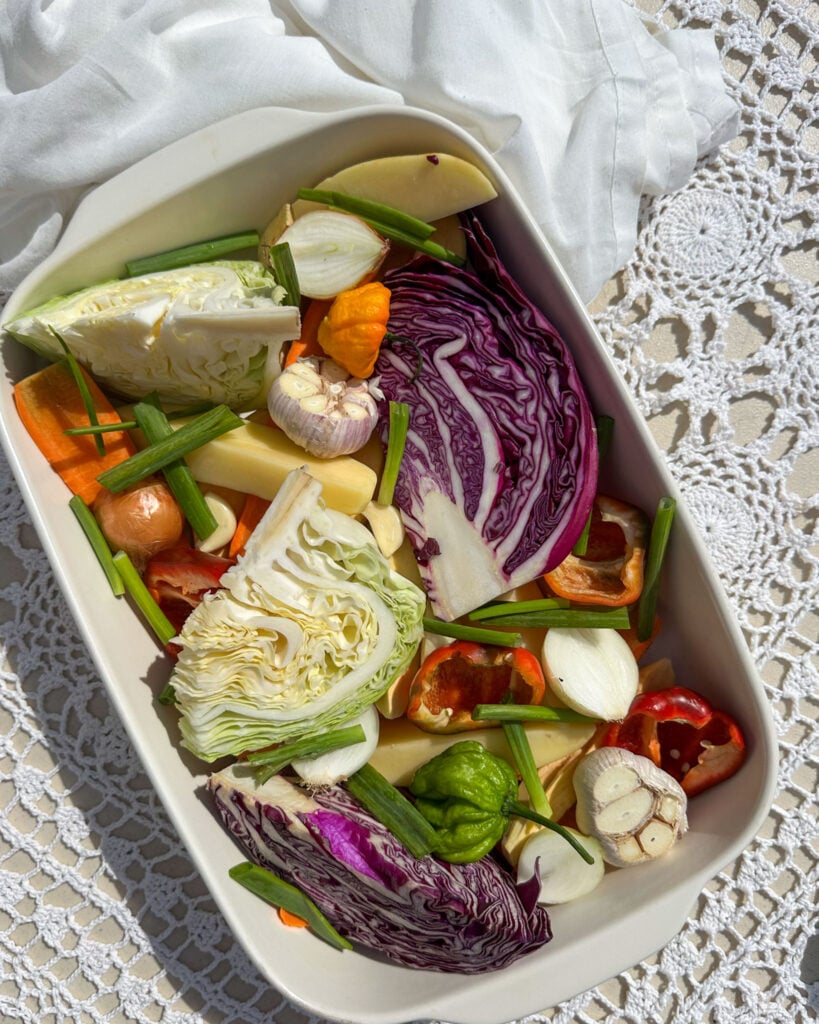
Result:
[409, 741, 518, 862]
[409, 740, 596, 866]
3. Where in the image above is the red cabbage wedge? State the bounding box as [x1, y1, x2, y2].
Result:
[377, 213, 597, 620]
[209, 766, 552, 973]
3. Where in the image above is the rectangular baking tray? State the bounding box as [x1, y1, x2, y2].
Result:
[0, 105, 778, 1024]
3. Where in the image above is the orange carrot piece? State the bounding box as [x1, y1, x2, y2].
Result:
[228, 492, 271, 558]
[278, 907, 309, 928]
[13, 362, 136, 505]
[284, 298, 332, 367]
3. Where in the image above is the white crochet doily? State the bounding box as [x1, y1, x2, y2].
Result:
[0, 2, 816, 1022]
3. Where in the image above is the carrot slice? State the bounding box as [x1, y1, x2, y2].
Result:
[228, 492, 272, 558]
[284, 298, 332, 367]
[278, 907, 309, 929]
[13, 362, 136, 505]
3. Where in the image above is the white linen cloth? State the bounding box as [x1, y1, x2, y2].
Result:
[0, 0, 738, 303]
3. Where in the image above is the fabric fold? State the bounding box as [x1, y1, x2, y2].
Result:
[0, 0, 738, 302]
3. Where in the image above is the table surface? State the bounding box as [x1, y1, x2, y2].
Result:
[1, 2, 817, 1023]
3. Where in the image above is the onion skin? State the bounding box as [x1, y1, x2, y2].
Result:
[93, 479, 185, 570]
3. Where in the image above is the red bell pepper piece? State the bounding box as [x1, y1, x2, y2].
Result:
[144, 543, 235, 623]
[602, 686, 746, 796]
[544, 495, 648, 606]
[406, 640, 546, 734]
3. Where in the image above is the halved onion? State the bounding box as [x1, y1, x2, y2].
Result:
[277, 210, 389, 299]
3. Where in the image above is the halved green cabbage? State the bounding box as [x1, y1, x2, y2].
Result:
[171, 469, 426, 761]
[3, 262, 300, 409]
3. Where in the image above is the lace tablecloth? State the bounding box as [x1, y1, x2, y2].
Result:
[1, 1, 816, 1022]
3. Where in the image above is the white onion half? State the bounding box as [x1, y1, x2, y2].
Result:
[277, 211, 389, 299]
[291, 704, 380, 787]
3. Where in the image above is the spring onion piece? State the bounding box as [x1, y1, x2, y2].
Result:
[68, 495, 125, 596]
[573, 414, 615, 557]
[475, 607, 631, 630]
[96, 402, 241, 492]
[499, 694, 553, 818]
[367, 219, 465, 266]
[422, 616, 523, 647]
[498, 718, 595, 866]
[269, 241, 300, 306]
[472, 703, 599, 725]
[245, 725, 367, 785]
[51, 331, 106, 456]
[112, 550, 176, 645]
[157, 684, 177, 706]
[637, 496, 677, 641]
[344, 763, 437, 859]
[64, 403, 217, 436]
[377, 400, 410, 506]
[125, 230, 260, 277]
[120, 401, 222, 540]
[469, 597, 571, 621]
[297, 188, 437, 240]
[229, 862, 352, 952]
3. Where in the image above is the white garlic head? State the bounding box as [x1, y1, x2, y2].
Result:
[268, 357, 378, 458]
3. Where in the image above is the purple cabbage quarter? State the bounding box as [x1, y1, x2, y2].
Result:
[209, 766, 552, 973]
[376, 212, 597, 619]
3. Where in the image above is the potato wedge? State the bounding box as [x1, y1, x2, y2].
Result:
[292, 153, 497, 224]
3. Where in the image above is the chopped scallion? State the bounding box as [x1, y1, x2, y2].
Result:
[229, 862, 352, 952]
[96, 403, 240, 495]
[377, 400, 410, 506]
[157, 684, 177, 706]
[52, 331, 106, 456]
[125, 230, 260, 277]
[636, 496, 677, 641]
[422, 616, 523, 647]
[123, 400, 227, 540]
[297, 187, 437, 240]
[245, 725, 366, 785]
[112, 550, 176, 645]
[269, 241, 300, 306]
[345, 763, 437, 860]
[65, 402, 216, 436]
[472, 703, 599, 724]
[468, 597, 570, 621]
[499, 694, 552, 818]
[68, 495, 124, 596]
[473, 606, 630, 630]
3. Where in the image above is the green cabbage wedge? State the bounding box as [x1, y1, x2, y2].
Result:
[171, 469, 426, 761]
[3, 262, 300, 409]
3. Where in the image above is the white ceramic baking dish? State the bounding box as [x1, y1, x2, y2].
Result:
[0, 106, 778, 1024]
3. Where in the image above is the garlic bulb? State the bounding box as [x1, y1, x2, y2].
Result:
[573, 747, 688, 868]
[267, 357, 378, 458]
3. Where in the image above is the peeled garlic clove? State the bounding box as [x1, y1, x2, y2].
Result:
[268, 357, 378, 458]
[362, 501, 404, 557]
[517, 826, 605, 904]
[196, 490, 238, 554]
[542, 627, 639, 720]
[573, 747, 688, 868]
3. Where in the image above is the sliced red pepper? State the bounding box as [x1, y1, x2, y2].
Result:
[602, 686, 746, 796]
[406, 640, 546, 734]
[144, 543, 235, 615]
[543, 495, 648, 606]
